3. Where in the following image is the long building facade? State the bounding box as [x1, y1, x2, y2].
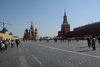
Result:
[0, 27, 19, 40]
[67, 21, 100, 37]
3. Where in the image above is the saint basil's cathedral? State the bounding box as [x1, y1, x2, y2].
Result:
[23, 21, 38, 40]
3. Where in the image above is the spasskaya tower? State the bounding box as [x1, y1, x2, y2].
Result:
[58, 10, 70, 38]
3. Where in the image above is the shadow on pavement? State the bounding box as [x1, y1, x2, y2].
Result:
[77, 50, 92, 52]
[78, 46, 87, 48]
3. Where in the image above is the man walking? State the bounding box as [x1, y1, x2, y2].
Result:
[92, 36, 96, 50]
[16, 39, 19, 47]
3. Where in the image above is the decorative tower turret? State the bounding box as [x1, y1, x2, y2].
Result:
[25, 28, 28, 33]
[23, 28, 29, 40]
[30, 21, 34, 32]
[30, 21, 35, 36]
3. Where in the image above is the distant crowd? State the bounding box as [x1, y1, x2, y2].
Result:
[38, 36, 100, 50]
[23, 35, 100, 51]
[0, 39, 20, 53]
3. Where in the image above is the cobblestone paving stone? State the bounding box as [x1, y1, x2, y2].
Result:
[0, 40, 100, 67]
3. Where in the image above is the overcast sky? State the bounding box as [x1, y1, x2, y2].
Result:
[0, 0, 100, 38]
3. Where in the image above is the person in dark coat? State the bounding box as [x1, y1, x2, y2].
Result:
[92, 36, 96, 50]
[76, 37, 79, 42]
[11, 40, 15, 48]
[16, 39, 19, 47]
[5, 40, 8, 50]
[87, 36, 91, 47]
[0, 39, 2, 51]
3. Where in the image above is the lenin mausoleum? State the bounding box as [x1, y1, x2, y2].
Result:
[58, 10, 100, 38]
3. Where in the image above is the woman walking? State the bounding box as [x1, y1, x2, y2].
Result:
[1, 42, 5, 52]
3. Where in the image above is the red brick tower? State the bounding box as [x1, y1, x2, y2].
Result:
[58, 10, 70, 38]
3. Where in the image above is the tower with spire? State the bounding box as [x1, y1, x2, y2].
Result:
[58, 10, 70, 38]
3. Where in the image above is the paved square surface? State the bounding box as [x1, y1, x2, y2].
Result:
[0, 40, 100, 67]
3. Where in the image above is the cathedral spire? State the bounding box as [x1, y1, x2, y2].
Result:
[30, 21, 34, 32]
[31, 21, 33, 25]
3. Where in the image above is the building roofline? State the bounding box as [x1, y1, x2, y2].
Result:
[74, 21, 100, 29]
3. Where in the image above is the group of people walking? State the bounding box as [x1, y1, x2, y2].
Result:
[87, 36, 100, 50]
[0, 39, 20, 52]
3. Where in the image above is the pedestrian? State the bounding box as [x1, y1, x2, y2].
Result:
[64, 37, 67, 42]
[1, 42, 5, 52]
[87, 36, 91, 47]
[16, 39, 19, 47]
[98, 36, 100, 46]
[8, 39, 11, 46]
[5, 40, 8, 50]
[76, 37, 79, 42]
[61, 38, 64, 42]
[47, 38, 49, 42]
[11, 40, 15, 48]
[92, 36, 96, 50]
[39, 39, 41, 42]
[67, 38, 69, 42]
[0, 39, 2, 51]
[72, 37, 75, 43]
[56, 38, 58, 42]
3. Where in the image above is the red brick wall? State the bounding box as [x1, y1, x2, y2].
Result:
[67, 27, 100, 37]
[58, 26, 70, 37]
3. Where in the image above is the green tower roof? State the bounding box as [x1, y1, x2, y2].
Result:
[2, 27, 8, 32]
[0, 27, 8, 33]
[25, 28, 28, 32]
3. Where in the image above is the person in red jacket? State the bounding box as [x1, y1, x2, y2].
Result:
[72, 37, 75, 43]
[87, 36, 91, 47]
